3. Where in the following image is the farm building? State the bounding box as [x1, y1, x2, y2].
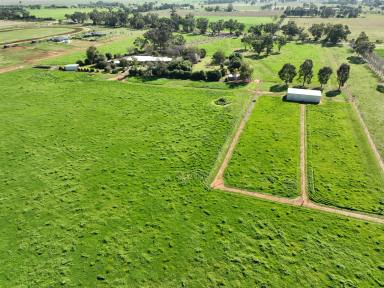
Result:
[286, 88, 321, 104]
[64, 64, 79, 71]
[50, 35, 70, 43]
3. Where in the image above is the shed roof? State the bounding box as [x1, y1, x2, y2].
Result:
[288, 88, 321, 97]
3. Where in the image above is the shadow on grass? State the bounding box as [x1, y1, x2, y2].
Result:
[225, 82, 248, 89]
[270, 84, 287, 92]
[282, 95, 320, 105]
[347, 56, 366, 64]
[245, 54, 268, 60]
[325, 90, 341, 97]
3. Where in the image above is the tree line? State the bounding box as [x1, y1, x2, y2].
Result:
[283, 4, 361, 18]
[278, 60, 350, 91]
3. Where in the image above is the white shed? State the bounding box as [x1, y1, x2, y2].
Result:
[286, 88, 321, 104]
[64, 64, 79, 71]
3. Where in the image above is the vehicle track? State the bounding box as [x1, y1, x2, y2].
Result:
[211, 93, 384, 224]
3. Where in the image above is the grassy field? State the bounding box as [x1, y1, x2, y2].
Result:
[0, 41, 77, 68]
[0, 27, 76, 44]
[28, 7, 106, 20]
[225, 96, 301, 198]
[307, 101, 384, 215]
[0, 69, 384, 286]
[287, 14, 384, 41]
[376, 48, 384, 58]
[40, 30, 143, 65]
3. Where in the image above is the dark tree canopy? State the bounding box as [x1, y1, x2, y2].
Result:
[278, 63, 297, 86]
[337, 63, 351, 90]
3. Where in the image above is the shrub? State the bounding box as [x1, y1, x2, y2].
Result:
[105, 52, 113, 60]
[191, 70, 207, 81]
[377, 83, 384, 93]
[76, 60, 85, 67]
[212, 50, 226, 65]
[215, 97, 230, 105]
[95, 61, 108, 70]
[104, 66, 112, 73]
[84, 58, 91, 65]
[206, 70, 222, 82]
[199, 48, 207, 58]
[112, 69, 119, 74]
[168, 59, 192, 72]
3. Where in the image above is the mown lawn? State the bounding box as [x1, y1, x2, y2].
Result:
[0, 69, 383, 286]
[307, 101, 384, 215]
[0, 27, 75, 44]
[225, 96, 301, 198]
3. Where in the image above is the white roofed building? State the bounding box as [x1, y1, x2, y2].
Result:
[286, 88, 321, 104]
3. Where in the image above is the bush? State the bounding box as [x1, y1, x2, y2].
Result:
[199, 48, 207, 59]
[84, 58, 91, 65]
[168, 59, 192, 72]
[95, 61, 108, 70]
[377, 83, 384, 93]
[206, 70, 222, 82]
[191, 70, 207, 81]
[215, 97, 230, 106]
[111, 69, 119, 74]
[104, 66, 112, 73]
[105, 52, 113, 60]
[212, 50, 226, 65]
[76, 60, 85, 67]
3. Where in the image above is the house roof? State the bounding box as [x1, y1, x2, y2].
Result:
[288, 88, 321, 97]
[122, 56, 172, 62]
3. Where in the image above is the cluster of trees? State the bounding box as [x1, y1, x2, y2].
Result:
[0, 6, 54, 21]
[205, 3, 234, 12]
[280, 21, 350, 44]
[278, 60, 350, 90]
[240, 23, 287, 56]
[283, 4, 361, 18]
[211, 51, 254, 82]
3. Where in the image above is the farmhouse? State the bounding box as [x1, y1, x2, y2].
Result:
[64, 64, 79, 71]
[286, 88, 321, 104]
[122, 56, 173, 63]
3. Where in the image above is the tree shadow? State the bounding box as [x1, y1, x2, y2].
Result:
[269, 84, 287, 92]
[347, 56, 365, 64]
[245, 54, 268, 60]
[226, 82, 248, 89]
[325, 90, 341, 97]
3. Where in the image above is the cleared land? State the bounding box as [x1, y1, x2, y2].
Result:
[287, 14, 384, 41]
[28, 7, 106, 20]
[0, 27, 76, 44]
[0, 69, 384, 287]
[307, 101, 384, 215]
[225, 96, 301, 198]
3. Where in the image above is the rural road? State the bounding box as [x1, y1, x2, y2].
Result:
[211, 93, 384, 224]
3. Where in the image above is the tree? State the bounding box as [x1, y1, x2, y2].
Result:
[209, 20, 224, 36]
[324, 24, 350, 45]
[354, 32, 375, 55]
[308, 23, 325, 41]
[263, 23, 279, 35]
[196, 18, 209, 34]
[227, 3, 234, 12]
[251, 39, 264, 56]
[239, 61, 254, 82]
[86, 46, 98, 64]
[143, 21, 173, 51]
[261, 34, 274, 55]
[182, 13, 195, 33]
[133, 37, 148, 51]
[336, 63, 350, 90]
[276, 36, 287, 52]
[278, 63, 297, 86]
[298, 59, 314, 87]
[224, 19, 240, 35]
[241, 34, 254, 51]
[281, 21, 301, 38]
[248, 24, 263, 36]
[317, 66, 333, 89]
[212, 50, 226, 65]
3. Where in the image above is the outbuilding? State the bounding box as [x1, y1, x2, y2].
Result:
[286, 88, 321, 104]
[122, 55, 172, 63]
[64, 64, 79, 71]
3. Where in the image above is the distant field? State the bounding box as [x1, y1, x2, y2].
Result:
[307, 102, 384, 215]
[40, 30, 143, 65]
[0, 27, 75, 44]
[287, 14, 384, 41]
[28, 7, 105, 20]
[225, 96, 301, 198]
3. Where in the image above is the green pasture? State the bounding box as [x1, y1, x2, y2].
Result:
[0, 27, 75, 44]
[307, 102, 384, 215]
[225, 96, 301, 198]
[0, 69, 383, 286]
[28, 8, 105, 20]
[376, 49, 384, 58]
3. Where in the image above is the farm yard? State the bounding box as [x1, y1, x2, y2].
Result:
[1, 1, 384, 287]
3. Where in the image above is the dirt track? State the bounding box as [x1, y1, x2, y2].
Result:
[211, 93, 384, 224]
